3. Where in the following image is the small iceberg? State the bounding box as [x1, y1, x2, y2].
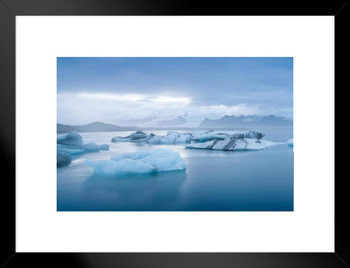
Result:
[57, 131, 110, 168]
[86, 148, 187, 176]
[287, 138, 293, 147]
[84, 142, 110, 152]
[57, 131, 84, 146]
[57, 151, 72, 168]
[57, 131, 109, 154]
[111, 130, 192, 144]
[111, 130, 149, 142]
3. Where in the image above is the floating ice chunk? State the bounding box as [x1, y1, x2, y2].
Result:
[287, 138, 293, 147]
[112, 131, 192, 144]
[227, 139, 273, 151]
[111, 130, 148, 142]
[174, 133, 192, 143]
[185, 140, 217, 149]
[84, 142, 109, 152]
[84, 142, 101, 152]
[111, 130, 264, 145]
[100, 144, 109, 151]
[186, 138, 279, 151]
[103, 159, 155, 175]
[86, 148, 187, 176]
[148, 132, 192, 144]
[190, 131, 228, 142]
[190, 130, 264, 142]
[57, 131, 84, 146]
[57, 151, 72, 168]
[57, 131, 109, 156]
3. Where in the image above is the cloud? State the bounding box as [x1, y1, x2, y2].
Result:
[150, 96, 191, 104]
[57, 57, 293, 125]
[57, 92, 192, 125]
[78, 93, 145, 102]
[76, 92, 191, 104]
[57, 92, 291, 126]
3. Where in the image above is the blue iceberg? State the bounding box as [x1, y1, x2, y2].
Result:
[57, 151, 72, 168]
[57, 131, 84, 146]
[57, 131, 110, 168]
[84, 142, 110, 152]
[86, 148, 187, 176]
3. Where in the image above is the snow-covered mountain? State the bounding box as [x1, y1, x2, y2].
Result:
[199, 115, 293, 129]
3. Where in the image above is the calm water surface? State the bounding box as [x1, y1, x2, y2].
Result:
[57, 129, 293, 211]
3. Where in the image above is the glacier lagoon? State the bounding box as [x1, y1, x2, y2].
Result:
[57, 129, 293, 211]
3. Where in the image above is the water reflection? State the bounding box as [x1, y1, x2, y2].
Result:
[74, 170, 188, 211]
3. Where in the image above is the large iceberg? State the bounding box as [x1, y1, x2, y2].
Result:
[86, 148, 187, 176]
[186, 137, 279, 151]
[57, 131, 109, 168]
[111, 130, 264, 145]
[191, 130, 264, 142]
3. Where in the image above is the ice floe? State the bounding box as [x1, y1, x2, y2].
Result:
[86, 148, 187, 176]
[111, 130, 264, 145]
[57, 131, 109, 168]
[84, 142, 110, 152]
[185, 137, 279, 151]
[110, 130, 275, 151]
[287, 138, 293, 147]
[57, 151, 72, 168]
[57, 131, 84, 146]
[111, 130, 192, 144]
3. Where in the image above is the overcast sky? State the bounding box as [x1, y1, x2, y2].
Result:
[57, 57, 293, 126]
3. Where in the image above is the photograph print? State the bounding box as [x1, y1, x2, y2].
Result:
[57, 57, 293, 211]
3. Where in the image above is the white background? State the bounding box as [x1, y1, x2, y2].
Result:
[16, 16, 334, 252]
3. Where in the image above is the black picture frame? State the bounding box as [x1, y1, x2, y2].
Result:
[0, 1, 344, 267]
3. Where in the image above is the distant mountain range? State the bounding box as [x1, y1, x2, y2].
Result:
[58, 115, 293, 133]
[157, 116, 187, 127]
[198, 115, 293, 129]
[118, 116, 157, 126]
[57, 122, 138, 133]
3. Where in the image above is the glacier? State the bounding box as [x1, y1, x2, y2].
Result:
[111, 130, 264, 145]
[57, 131, 109, 168]
[86, 148, 187, 176]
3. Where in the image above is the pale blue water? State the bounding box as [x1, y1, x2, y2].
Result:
[57, 129, 293, 211]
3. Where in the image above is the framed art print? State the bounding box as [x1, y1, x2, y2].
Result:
[0, 1, 344, 267]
